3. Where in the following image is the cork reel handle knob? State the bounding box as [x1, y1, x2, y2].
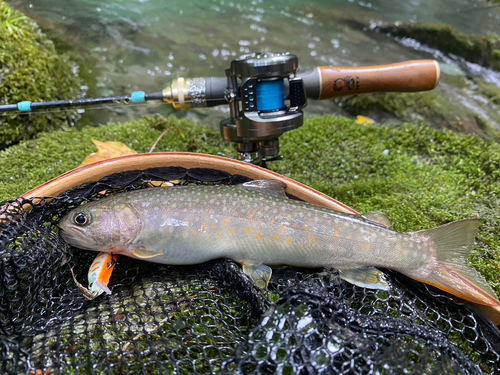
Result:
[303, 60, 440, 100]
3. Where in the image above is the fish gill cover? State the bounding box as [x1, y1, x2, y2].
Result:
[0, 167, 500, 375]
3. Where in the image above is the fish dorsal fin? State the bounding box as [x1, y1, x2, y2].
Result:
[362, 212, 392, 228]
[241, 180, 288, 199]
[339, 267, 390, 290]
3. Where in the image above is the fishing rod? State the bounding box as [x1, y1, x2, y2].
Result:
[0, 53, 440, 163]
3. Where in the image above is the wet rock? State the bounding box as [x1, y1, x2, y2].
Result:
[374, 22, 500, 71]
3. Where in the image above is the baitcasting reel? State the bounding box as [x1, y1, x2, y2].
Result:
[220, 53, 307, 163]
[0, 52, 441, 164]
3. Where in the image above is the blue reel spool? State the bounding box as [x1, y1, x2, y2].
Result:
[256, 79, 285, 112]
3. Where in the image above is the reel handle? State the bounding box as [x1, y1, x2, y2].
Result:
[301, 60, 440, 100]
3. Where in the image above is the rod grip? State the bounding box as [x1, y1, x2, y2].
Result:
[314, 60, 440, 100]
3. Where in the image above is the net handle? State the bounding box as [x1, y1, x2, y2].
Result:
[18, 152, 357, 214]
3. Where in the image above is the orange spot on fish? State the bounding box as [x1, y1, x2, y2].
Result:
[271, 218, 276, 224]
[212, 223, 217, 229]
[216, 232, 222, 238]
[299, 242, 304, 248]
[310, 235, 317, 243]
[334, 232, 340, 238]
[224, 219, 229, 225]
[257, 233, 263, 240]
[202, 224, 207, 231]
[364, 242, 371, 249]
[249, 215, 254, 220]
[246, 227, 252, 234]
[347, 235, 352, 240]
[273, 234, 279, 241]
[281, 225, 287, 231]
[303, 225, 309, 231]
[230, 228, 236, 234]
[260, 221, 265, 227]
[287, 238, 293, 245]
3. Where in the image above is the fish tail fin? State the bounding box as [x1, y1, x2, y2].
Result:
[405, 219, 500, 307]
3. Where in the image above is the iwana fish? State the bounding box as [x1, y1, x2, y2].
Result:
[58, 180, 500, 307]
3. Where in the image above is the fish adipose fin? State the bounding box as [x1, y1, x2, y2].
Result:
[406, 219, 500, 307]
[242, 263, 273, 289]
[339, 267, 390, 290]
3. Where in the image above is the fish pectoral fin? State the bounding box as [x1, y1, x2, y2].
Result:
[339, 267, 389, 290]
[131, 246, 164, 259]
[242, 263, 273, 289]
[241, 180, 288, 199]
[362, 212, 392, 229]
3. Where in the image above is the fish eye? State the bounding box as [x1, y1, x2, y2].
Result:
[74, 212, 90, 226]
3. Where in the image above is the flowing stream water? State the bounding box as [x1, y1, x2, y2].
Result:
[8, 0, 500, 130]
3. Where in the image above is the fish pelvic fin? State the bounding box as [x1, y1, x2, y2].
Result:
[339, 267, 390, 290]
[406, 219, 500, 307]
[242, 263, 273, 289]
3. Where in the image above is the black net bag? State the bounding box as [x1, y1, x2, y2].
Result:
[1, 166, 499, 375]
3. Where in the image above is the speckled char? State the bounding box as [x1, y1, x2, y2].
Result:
[59, 181, 500, 307]
[120, 185, 428, 269]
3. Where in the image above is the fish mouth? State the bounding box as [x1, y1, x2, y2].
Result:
[59, 227, 98, 251]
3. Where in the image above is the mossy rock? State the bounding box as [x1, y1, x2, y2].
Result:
[0, 1, 81, 149]
[339, 72, 500, 142]
[0, 115, 499, 297]
[475, 77, 500, 104]
[375, 22, 500, 71]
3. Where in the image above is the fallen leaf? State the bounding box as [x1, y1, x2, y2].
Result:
[355, 115, 375, 125]
[80, 140, 138, 166]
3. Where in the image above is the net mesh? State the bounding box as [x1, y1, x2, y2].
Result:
[1, 167, 499, 375]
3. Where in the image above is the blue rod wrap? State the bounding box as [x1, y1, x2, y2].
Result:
[256, 80, 285, 112]
[131, 91, 146, 102]
[18, 101, 32, 112]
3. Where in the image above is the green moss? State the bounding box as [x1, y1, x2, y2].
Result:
[0, 115, 229, 200]
[376, 22, 500, 71]
[0, 114, 499, 297]
[0, 1, 81, 149]
[340, 91, 441, 120]
[339, 91, 474, 134]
